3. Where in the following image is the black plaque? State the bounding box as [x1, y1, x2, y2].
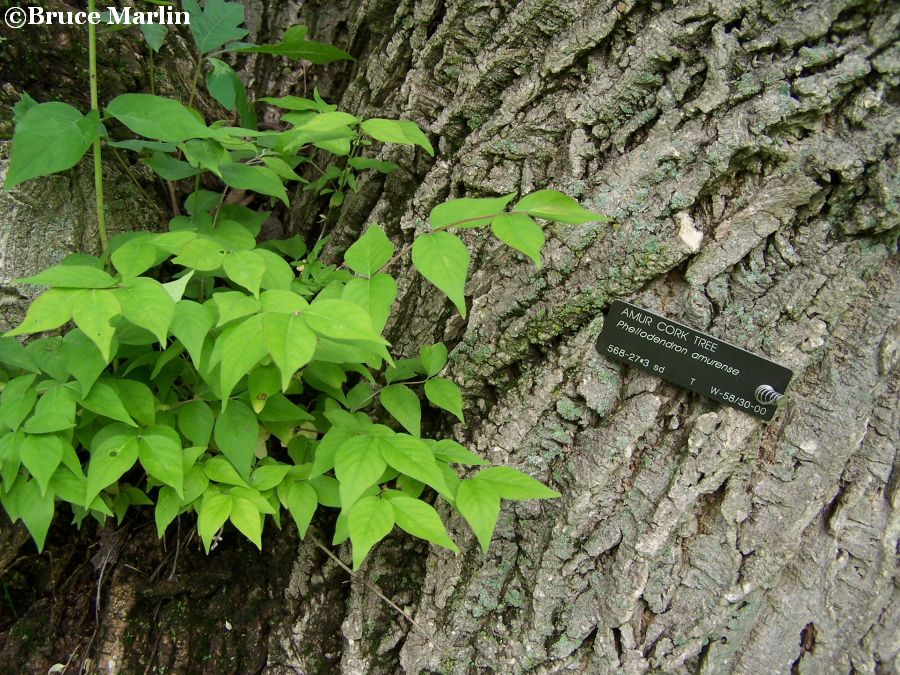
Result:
[597, 300, 793, 421]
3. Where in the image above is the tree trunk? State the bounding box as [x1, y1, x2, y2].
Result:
[1, 0, 898, 673]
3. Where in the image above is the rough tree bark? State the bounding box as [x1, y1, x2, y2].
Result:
[0, 0, 897, 673]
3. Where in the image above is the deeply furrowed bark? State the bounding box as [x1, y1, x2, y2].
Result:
[1, 0, 897, 673]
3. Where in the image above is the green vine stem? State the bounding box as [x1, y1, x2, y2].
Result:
[87, 0, 108, 251]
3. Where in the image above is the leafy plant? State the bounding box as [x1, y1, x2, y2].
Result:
[0, 1, 606, 568]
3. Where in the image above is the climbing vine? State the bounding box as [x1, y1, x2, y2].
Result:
[0, 1, 606, 569]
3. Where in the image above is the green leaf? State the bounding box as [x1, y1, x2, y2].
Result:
[213, 400, 258, 479]
[378, 435, 450, 500]
[250, 463, 290, 491]
[309, 427, 350, 478]
[211, 291, 259, 327]
[178, 400, 215, 447]
[285, 481, 317, 537]
[347, 157, 398, 173]
[183, 0, 248, 53]
[390, 497, 459, 552]
[107, 94, 211, 142]
[24, 337, 67, 382]
[114, 379, 156, 427]
[261, 156, 303, 182]
[207, 58, 256, 129]
[198, 492, 233, 553]
[23, 384, 76, 434]
[140, 23, 168, 52]
[172, 237, 225, 271]
[309, 475, 341, 507]
[512, 189, 607, 224]
[59, 330, 106, 396]
[142, 152, 201, 181]
[341, 275, 397, 333]
[455, 478, 500, 554]
[233, 25, 353, 64]
[183, 465, 209, 503]
[115, 277, 176, 345]
[220, 164, 289, 206]
[51, 465, 87, 507]
[283, 110, 357, 133]
[204, 456, 249, 487]
[301, 300, 388, 345]
[411, 232, 470, 317]
[138, 425, 184, 497]
[81, 380, 137, 426]
[474, 467, 560, 500]
[419, 343, 448, 377]
[106, 139, 178, 152]
[257, 249, 295, 290]
[170, 300, 215, 368]
[207, 57, 238, 109]
[85, 424, 139, 505]
[248, 366, 280, 413]
[16, 479, 55, 552]
[344, 225, 394, 277]
[261, 312, 316, 391]
[72, 289, 120, 361]
[4, 103, 99, 189]
[229, 496, 263, 549]
[163, 271, 195, 302]
[111, 235, 167, 278]
[4, 289, 76, 337]
[0, 374, 37, 430]
[347, 495, 395, 569]
[380, 385, 421, 437]
[20, 434, 64, 496]
[0, 431, 23, 493]
[182, 139, 230, 177]
[0, 336, 39, 373]
[360, 119, 433, 156]
[17, 265, 116, 289]
[385, 357, 422, 383]
[259, 94, 336, 112]
[433, 439, 487, 465]
[395, 474, 425, 498]
[334, 435, 386, 511]
[429, 193, 516, 230]
[223, 250, 266, 297]
[211, 220, 256, 251]
[491, 212, 545, 267]
[260, 290, 308, 314]
[155, 486, 181, 538]
[12, 92, 37, 123]
[424, 378, 464, 422]
[217, 315, 268, 400]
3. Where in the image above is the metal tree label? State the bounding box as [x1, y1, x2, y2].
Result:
[597, 300, 793, 421]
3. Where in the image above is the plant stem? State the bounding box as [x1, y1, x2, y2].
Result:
[149, 49, 156, 96]
[187, 53, 204, 110]
[308, 533, 435, 644]
[87, 0, 108, 251]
